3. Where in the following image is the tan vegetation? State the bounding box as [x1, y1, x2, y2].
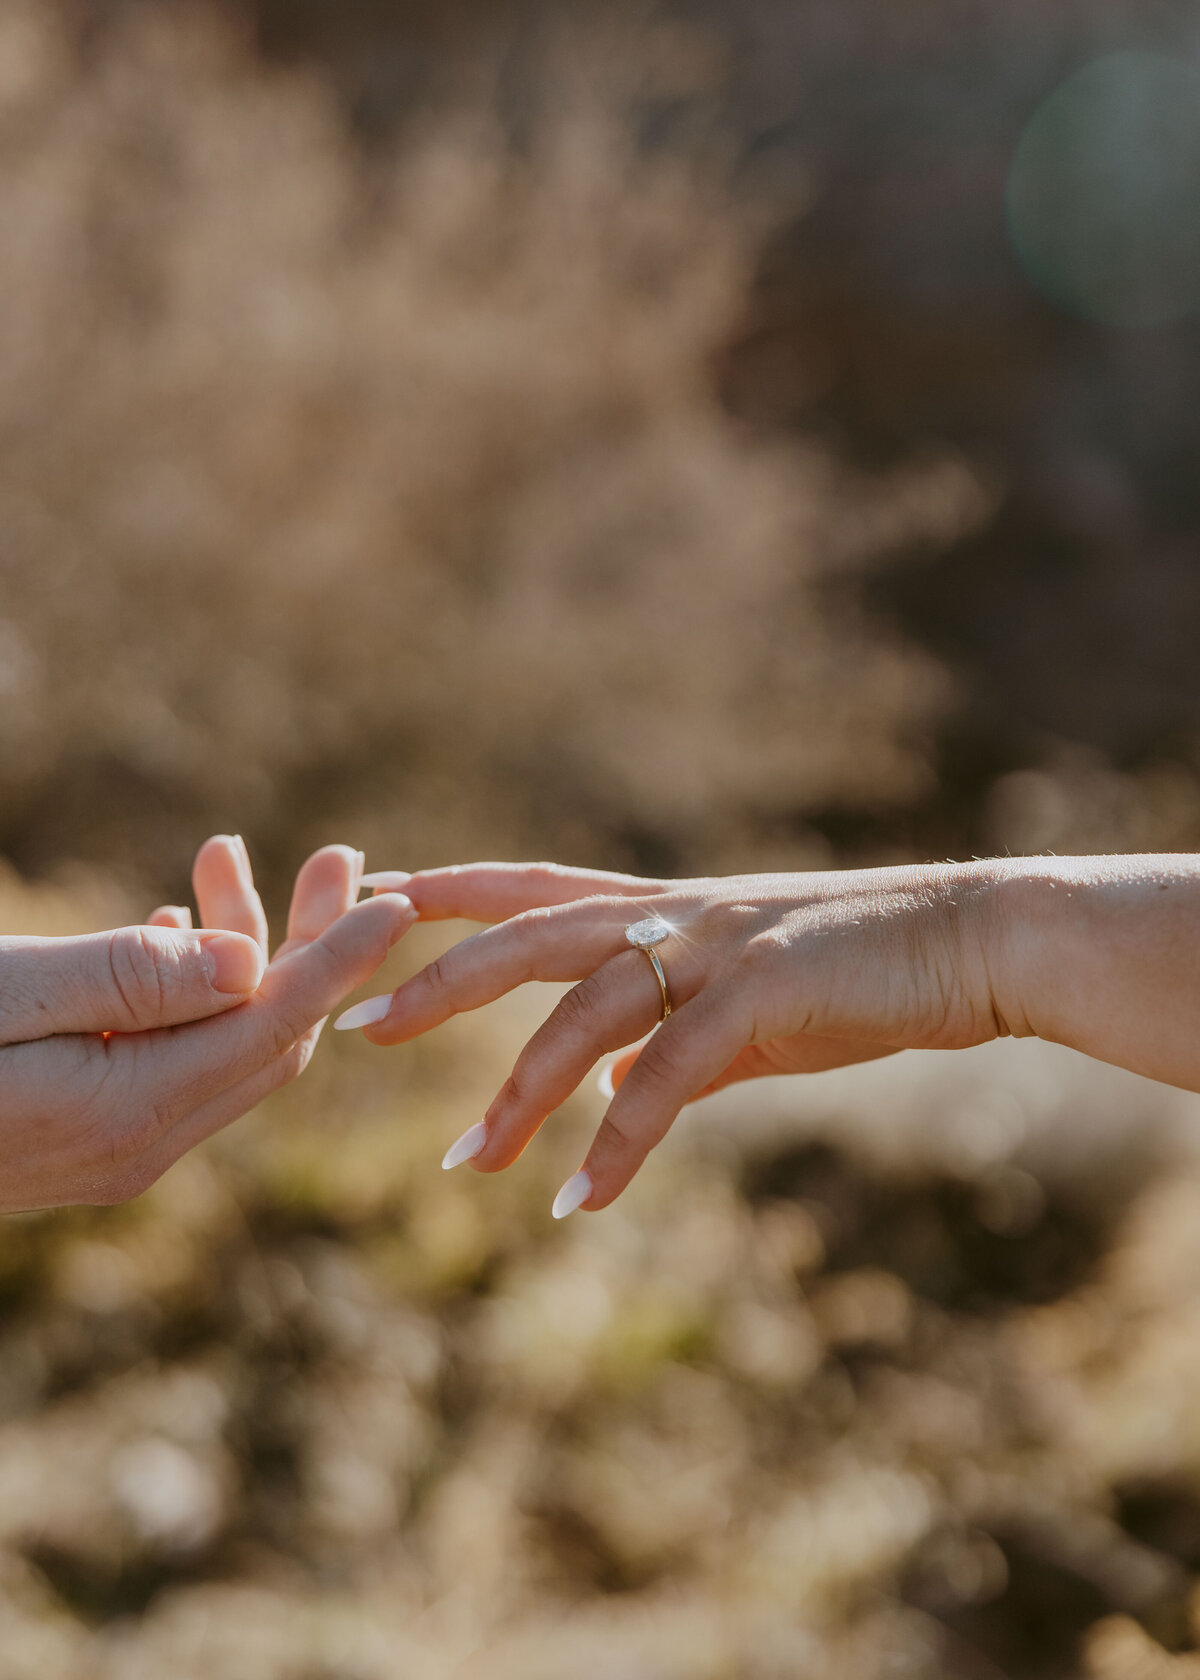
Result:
[2, 3, 1200, 1675]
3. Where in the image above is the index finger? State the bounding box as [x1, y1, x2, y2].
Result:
[362, 862, 668, 924]
[349, 896, 703, 1045]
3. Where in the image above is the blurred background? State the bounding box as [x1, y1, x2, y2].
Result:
[3, 1, 1200, 1674]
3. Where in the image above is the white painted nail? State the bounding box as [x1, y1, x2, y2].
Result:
[333, 993, 394, 1031]
[442, 1122, 488, 1171]
[360, 870, 412, 892]
[596, 1062, 615, 1101]
[552, 1171, 593, 1220]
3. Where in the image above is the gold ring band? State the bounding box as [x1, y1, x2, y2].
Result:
[640, 946, 672, 1022]
[624, 916, 674, 1024]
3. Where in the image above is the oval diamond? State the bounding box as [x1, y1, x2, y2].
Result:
[625, 916, 672, 949]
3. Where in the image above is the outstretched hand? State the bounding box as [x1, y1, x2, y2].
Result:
[339, 861, 1004, 1214]
[0, 837, 414, 1213]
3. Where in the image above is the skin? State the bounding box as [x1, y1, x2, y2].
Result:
[1, 836, 414, 1213]
[347, 854, 1200, 1212]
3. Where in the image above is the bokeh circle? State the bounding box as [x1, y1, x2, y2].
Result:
[1007, 50, 1200, 328]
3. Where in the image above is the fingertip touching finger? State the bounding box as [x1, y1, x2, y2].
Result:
[264, 889, 415, 1046]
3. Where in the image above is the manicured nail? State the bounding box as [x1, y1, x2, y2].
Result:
[360, 871, 412, 893]
[203, 931, 266, 994]
[333, 993, 394, 1031]
[596, 1062, 615, 1101]
[442, 1122, 487, 1170]
[552, 1171, 593, 1220]
[232, 834, 251, 871]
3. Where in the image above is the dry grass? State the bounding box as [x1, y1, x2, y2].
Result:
[3, 3, 1200, 1676]
[0, 0, 983, 892]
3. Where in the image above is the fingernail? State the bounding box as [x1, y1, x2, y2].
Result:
[232, 834, 251, 870]
[360, 870, 412, 893]
[385, 895, 415, 944]
[552, 1171, 593, 1220]
[203, 931, 266, 994]
[355, 851, 366, 884]
[333, 993, 394, 1031]
[597, 1062, 615, 1101]
[442, 1122, 487, 1170]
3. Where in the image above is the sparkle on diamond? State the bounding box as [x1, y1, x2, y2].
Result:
[625, 916, 672, 948]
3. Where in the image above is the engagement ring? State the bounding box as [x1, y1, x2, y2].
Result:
[624, 916, 673, 1022]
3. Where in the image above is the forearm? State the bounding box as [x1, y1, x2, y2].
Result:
[987, 854, 1200, 1092]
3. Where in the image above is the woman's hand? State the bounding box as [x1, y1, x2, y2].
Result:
[337, 861, 1008, 1213]
[0, 836, 415, 1213]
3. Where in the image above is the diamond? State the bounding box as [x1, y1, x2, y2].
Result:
[625, 916, 672, 949]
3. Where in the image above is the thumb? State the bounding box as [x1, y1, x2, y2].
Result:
[0, 927, 266, 1044]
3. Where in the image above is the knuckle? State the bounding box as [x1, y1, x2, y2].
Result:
[597, 1109, 638, 1153]
[107, 926, 189, 1025]
[706, 898, 768, 943]
[552, 973, 605, 1036]
[493, 1070, 527, 1112]
[631, 1030, 689, 1094]
[514, 904, 557, 933]
[734, 933, 776, 976]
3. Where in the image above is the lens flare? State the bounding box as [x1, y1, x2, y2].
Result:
[1007, 51, 1200, 328]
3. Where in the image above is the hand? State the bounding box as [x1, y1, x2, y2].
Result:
[337, 861, 1005, 1213]
[0, 836, 415, 1213]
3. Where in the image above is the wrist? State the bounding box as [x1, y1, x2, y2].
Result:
[932, 858, 1033, 1044]
[974, 853, 1200, 1053]
[978, 857, 1068, 1041]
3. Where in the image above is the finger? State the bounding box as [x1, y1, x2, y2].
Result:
[371, 862, 668, 924]
[0, 925, 266, 1044]
[147, 906, 193, 930]
[356, 899, 697, 1046]
[137, 1033, 319, 1188]
[465, 952, 665, 1172]
[193, 835, 270, 953]
[567, 987, 751, 1212]
[285, 845, 365, 947]
[102, 892, 416, 1118]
